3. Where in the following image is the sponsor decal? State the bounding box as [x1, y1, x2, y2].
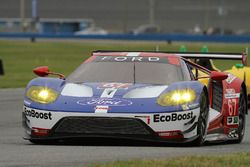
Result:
[95, 106, 109, 110]
[94, 56, 168, 63]
[226, 74, 236, 84]
[77, 98, 133, 106]
[24, 107, 52, 120]
[225, 88, 240, 99]
[228, 128, 238, 138]
[227, 116, 239, 125]
[95, 105, 109, 113]
[153, 112, 193, 123]
[225, 88, 235, 94]
[228, 99, 237, 116]
[225, 93, 240, 99]
[98, 83, 131, 89]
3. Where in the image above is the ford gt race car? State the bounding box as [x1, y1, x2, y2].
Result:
[23, 51, 247, 146]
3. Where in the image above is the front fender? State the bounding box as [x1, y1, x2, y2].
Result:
[225, 66, 250, 95]
[25, 77, 66, 93]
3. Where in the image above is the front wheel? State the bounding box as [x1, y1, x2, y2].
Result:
[232, 88, 246, 144]
[191, 91, 209, 146]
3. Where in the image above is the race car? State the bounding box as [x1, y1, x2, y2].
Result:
[22, 51, 247, 146]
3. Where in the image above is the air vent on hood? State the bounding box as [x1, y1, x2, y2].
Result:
[123, 86, 168, 98]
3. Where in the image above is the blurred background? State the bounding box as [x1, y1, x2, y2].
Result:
[0, 0, 250, 88]
[1, 0, 250, 35]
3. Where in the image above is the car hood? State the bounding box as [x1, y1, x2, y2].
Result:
[24, 80, 202, 113]
[61, 82, 168, 98]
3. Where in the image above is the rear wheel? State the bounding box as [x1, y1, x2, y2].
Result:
[232, 89, 246, 143]
[192, 91, 209, 146]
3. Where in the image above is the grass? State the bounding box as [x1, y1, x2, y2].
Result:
[0, 39, 249, 88]
[89, 152, 250, 167]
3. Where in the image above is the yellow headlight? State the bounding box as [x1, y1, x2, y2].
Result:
[157, 89, 196, 106]
[26, 86, 58, 104]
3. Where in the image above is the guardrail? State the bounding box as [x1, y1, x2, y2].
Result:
[1, 32, 250, 43]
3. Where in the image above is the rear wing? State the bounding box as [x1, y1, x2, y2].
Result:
[171, 52, 247, 66]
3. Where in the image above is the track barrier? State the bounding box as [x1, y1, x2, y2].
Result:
[1, 33, 250, 43]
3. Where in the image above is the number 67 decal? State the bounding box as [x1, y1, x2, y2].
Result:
[228, 99, 237, 116]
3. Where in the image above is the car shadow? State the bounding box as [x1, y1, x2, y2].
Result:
[26, 137, 230, 147]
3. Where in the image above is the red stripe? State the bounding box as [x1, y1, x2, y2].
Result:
[84, 56, 96, 63]
[93, 52, 177, 57]
[31, 127, 50, 136]
[168, 57, 180, 65]
[156, 130, 183, 139]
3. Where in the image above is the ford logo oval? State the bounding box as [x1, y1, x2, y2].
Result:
[77, 98, 133, 106]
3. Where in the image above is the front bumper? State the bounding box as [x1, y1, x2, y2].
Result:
[23, 106, 200, 143]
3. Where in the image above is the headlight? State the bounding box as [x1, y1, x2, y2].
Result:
[26, 86, 58, 104]
[157, 89, 196, 106]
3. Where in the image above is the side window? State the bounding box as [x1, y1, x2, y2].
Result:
[180, 60, 194, 80]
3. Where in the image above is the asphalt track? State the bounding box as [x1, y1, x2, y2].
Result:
[0, 89, 250, 167]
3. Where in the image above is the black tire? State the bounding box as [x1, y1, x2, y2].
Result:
[247, 94, 250, 109]
[191, 91, 209, 146]
[232, 88, 246, 144]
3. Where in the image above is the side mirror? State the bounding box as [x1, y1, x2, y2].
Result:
[210, 71, 228, 81]
[33, 66, 49, 77]
[33, 66, 65, 79]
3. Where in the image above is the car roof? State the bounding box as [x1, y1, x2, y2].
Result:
[89, 51, 181, 66]
[92, 51, 180, 58]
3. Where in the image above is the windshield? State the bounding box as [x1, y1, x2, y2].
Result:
[67, 57, 186, 85]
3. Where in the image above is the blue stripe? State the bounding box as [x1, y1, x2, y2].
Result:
[1, 32, 250, 43]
